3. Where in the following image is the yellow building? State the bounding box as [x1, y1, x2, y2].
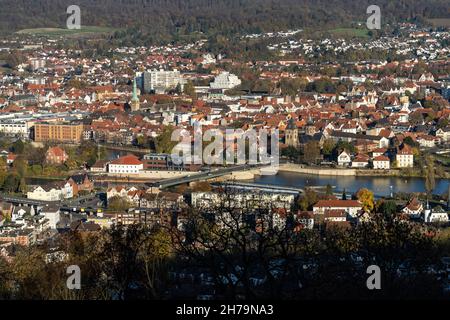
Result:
[34, 122, 84, 143]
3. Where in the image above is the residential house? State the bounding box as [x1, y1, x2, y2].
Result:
[373, 155, 390, 169]
[45, 147, 68, 165]
[424, 206, 449, 223]
[90, 159, 109, 172]
[66, 174, 94, 196]
[313, 200, 363, 217]
[435, 127, 450, 143]
[11, 205, 35, 222]
[396, 144, 414, 168]
[371, 148, 387, 158]
[27, 182, 73, 201]
[41, 205, 61, 229]
[337, 150, 351, 167]
[324, 209, 347, 222]
[417, 135, 438, 148]
[401, 197, 423, 218]
[351, 154, 369, 168]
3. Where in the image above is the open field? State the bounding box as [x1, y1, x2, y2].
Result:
[16, 26, 118, 37]
[328, 27, 370, 38]
[427, 18, 450, 27]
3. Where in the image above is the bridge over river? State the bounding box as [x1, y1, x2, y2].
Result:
[151, 164, 270, 189]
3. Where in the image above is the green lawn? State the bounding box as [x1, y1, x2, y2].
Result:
[328, 28, 370, 38]
[16, 26, 118, 37]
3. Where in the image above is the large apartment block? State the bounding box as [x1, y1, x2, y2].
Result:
[33, 122, 84, 143]
[141, 69, 185, 93]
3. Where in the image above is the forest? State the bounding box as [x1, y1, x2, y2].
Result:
[0, 0, 449, 43]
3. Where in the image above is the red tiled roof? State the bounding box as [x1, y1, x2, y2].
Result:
[314, 200, 362, 208]
[373, 155, 390, 161]
[47, 147, 67, 157]
[110, 154, 143, 165]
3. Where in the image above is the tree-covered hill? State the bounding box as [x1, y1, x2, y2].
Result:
[0, 0, 448, 41]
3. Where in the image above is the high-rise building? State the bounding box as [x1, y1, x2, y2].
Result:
[141, 69, 185, 93]
[33, 122, 84, 143]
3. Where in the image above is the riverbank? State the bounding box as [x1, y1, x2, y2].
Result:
[252, 171, 450, 197]
[279, 163, 449, 178]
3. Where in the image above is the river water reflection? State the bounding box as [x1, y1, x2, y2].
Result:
[252, 172, 450, 197]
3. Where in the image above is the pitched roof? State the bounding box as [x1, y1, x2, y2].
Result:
[46, 146, 67, 157]
[373, 155, 390, 161]
[110, 154, 143, 165]
[314, 200, 362, 208]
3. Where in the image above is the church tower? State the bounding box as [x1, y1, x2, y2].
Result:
[305, 116, 316, 136]
[130, 77, 140, 111]
[285, 118, 299, 148]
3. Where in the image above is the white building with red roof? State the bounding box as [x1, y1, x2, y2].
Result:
[401, 197, 423, 218]
[373, 155, 390, 169]
[108, 154, 143, 174]
[396, 145, 414, 168]
[351, 154, 369, 168]
[45, 147, 68, 165]
[313, 200, 362, 217]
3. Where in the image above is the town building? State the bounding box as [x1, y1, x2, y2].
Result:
[337, 151, 351, 166]
[373, 155, 390, 169]
[142, 69, 185, 93]
[34, 122, 84, 143]
[45, 147, 68, 165]
[210, 72, 241, 90]
[27, 182, 73, 201]
[396, 145, 414, 168]
[313, 200, 362, 217]
[108, 154, 144, 174]
[66, 174, 94, 196]
[402, 197, 423, 218]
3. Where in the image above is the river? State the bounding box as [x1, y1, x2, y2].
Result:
[251, 172, 450, 197]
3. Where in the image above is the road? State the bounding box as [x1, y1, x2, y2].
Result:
[0, 192, 100, 207]
[152, 163, 265, 189]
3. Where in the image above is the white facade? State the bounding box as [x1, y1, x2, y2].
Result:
[313, 200, 362, 217]
[191, 191, 294, 211]
[435, 128, 450, 143]
[210, 72, 241, 90]
[378, 137, 390, 148]
[27, 187, 63, 201]
[337, 151, 351, 166]
[0, 121, 29, 137]
[426, 210, 449, 223]
[373, 157, 390, 169]
[108, 163, 143, 174]
[351, 160, 368, 168]
[27, 183, 73, 201]
[417, 137, 436, 148]
[396, 153, 414, 168]
[43, 209, 61, 229]
[142, 69, 185, 93]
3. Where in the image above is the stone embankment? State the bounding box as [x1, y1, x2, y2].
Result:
[279, 163, 357, 176]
